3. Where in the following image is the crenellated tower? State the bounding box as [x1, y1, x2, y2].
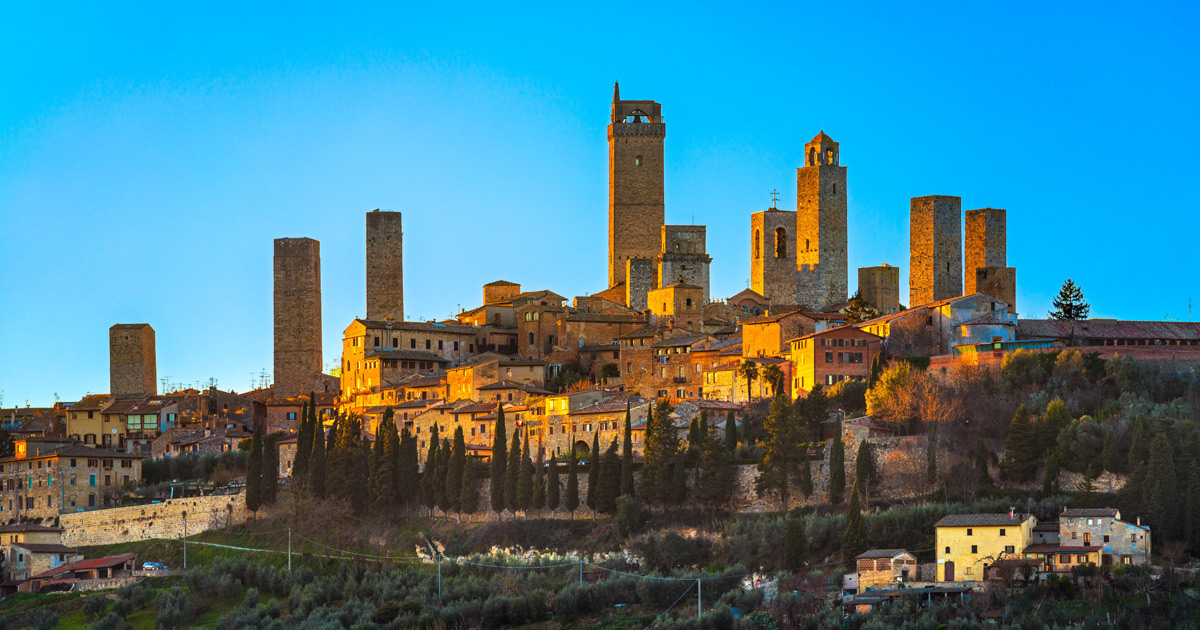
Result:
[608, 82, 665, 288]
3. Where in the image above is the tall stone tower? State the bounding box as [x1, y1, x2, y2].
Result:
[909, 195, 962, 306]
[964, 207, 1006, 294]
[109, 323, 156, 398]
[796, 132, 848, 310]
[751, 204, 798, 305]
[608, 82, 665, 287]
[858, 265, 901, 314]
[366, 210, 404, 321]
[274, 238, 323, 398]
[657, 225, 712, 301]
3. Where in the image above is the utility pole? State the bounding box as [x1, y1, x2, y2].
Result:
[697, 578, 702, 618]
[579, 558, 584, 586]
[288, 528, 292, 572]
[182, 511, 188, 569]
[437, 552, 442, 602]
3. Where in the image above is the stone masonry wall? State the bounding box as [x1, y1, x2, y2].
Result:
[109, 324, 156, 398]
[858, 265, 900, 314]
[795, 163, 847, 310]
[909, 195, 962, 306]
[751, 209, 798, 305]
[657, 225, 711, 301]
[976, 266, 1017, 313]
[366, 210, 404, 321]
[60, 493, 250, 547]
[964, 208, 1006, 295]
[608, 122, 665, 287]
[274, 238, 323, 398]
[625, 258, 655, 312]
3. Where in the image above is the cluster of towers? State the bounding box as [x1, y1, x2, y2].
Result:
[273, 210, 405, 398]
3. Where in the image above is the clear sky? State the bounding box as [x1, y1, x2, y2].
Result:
[2, 2, 1197, 406]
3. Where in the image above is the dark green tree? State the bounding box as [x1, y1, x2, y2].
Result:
[1119, 461, 1147, 520]
[1186, 462, 1200, 552]
[371, 415, 399, 515]
[800, 385, 828, 442]
[798, 446, 813, 498]
[757, 393, 802, 510]
[586, 432, 600, 517]
[1101, 431, 1118, 473]
[447, 427, 467, 516]
[434, 438, 452, 515]
[620, 403, 635, 498]
[398, 427, 419, 511]
[565, 449, 580, 517]
[354, 435, 371, 514]
[724, 410, 738, 452]
[829, 421, 845, 504]
[698, 410, 708, 444]
[854, 439, 877, 506]
[308, 417, 327, 499]
[517, 433, 534, 515]
[975, 437, 991, 485]
[420, 426, 440, 515]
[597, 438, 621, 515]
[842, 289, 880, 324]
[1049, 278, 1090, 321]
[1145, 432, 1179, 539]
[490, 407, 508, 517]
[532, 450, 546, 514]
[1000, 405, 1038, 483]
[261, 432, 279, 506]
[688, 418, 701, 452]
[867, 354, 884, 390]
[245, 423, 263, 514]
[504, 429, 521, 514]
[293, 397, 313, 489]
[842, 481, 866, 560]
[1043, 451, 1060, 496]
[638, 401, 679, 506]
[670, 449, 688, 506]
[1128, 418, 1147, 471]
[783, 516, 807, 569]
[696, 427, 736, 508]
[460, 458, 479, 515]
[547, 454, 561, 512]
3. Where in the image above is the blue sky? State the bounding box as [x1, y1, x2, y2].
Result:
[2, 2, 1197, 406]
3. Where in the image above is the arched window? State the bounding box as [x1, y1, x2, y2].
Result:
[775, 228, 787, 258]
[805, 238, 810, 251]
[808, 147, 817, 166]
[825, 149, 834, 165]
[754, 230, 761, 258]
[635, 155, 643, 166]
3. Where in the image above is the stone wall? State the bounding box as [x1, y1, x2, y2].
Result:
[795, 158, 847, 310]
[751, 209, 798, 305]
[608, 117, 666, 287]
[109, 323, 156, 398]
[365, 210, 404, 321]
[61, 494, 250, 547]
[909, 195, 962, 306]
[976, 267, 1017, 313]
[625, 258, 655, 312]
[657, 225, 712, 301]
[274, 238, 323, 398]
[858, 265, 901, 314]
[964, 208, 1006, 295]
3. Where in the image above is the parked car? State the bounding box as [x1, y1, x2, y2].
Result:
[142, 562, 170, 571]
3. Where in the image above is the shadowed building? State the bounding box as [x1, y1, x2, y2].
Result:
[858, 265, 901, 314]
[109, 324, 156, 398]
[366, 210, 404, 321]
[274, 237, 322, 398]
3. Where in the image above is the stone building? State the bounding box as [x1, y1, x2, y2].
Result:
[751, 206, 798, 305]
[274, 237, 323, 398]
[365, 210, 404, 321]
[657, 226, 712, 301]
[858, 264, 901, 314]
[909, 196, 962, 307]
[857, 293, 1015, 358]
[976, 267, 1017, 314]
[483, 280, 522, 305]
[608, 82, 665, 288]
[741, 309, 818, 358]
[625, 258, 655, 312]
[647, 284, 703, 330]
[109, 324, 156, 398]
[0, 439, 144, 519]
[0, 523, 68, 582]
[1058, 507, 1150, 567]
[796, 132, 848, 310]
[339, 319, 477, 402]
[856, 549, 918, 590]
[446, 356, 546, 402]
[787, 327, 882, 397]
[964, 208, 1005, 293]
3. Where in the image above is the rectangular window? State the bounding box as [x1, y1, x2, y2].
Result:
[999, 529, 1005, 536]
[425, 339, 432, 349]
[824, 351, 833, 363]
[438, 340, 444, 350]
[410, 339, 416, 349]
[89, 474, 96, 487]
[971, 545, 978, 554]
[1005, 545, 1015, 554]
[454, 341, 459, 351]
[374, 336, 380, 346]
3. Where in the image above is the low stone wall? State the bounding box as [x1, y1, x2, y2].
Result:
[61, 494, 250, 547]
[75, 576, 142, 591]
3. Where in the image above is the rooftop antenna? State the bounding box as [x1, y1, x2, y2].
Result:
[161, 377, 171, 393]
[770, 189, 780, 209]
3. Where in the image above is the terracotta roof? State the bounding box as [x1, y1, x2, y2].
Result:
[958, 315, 1013, 327]
[70, 394, 113, 411]
[934, 513, 1031, 528]
[393, 399, 437, 409]
[570, 399, 643, 416]
[453, 402, 499, 415]
[1033, 521, 1059, 531]
[1056, 545, 1103, 552]
[100, 398, 142, 415]
[787, 327, 883, 344]
[1062, 508, 1119, 518]
[855, 293, 993, 328]
[352, 319, 476, 335]
[0, 523, 63, 533]
[810, 130, 835, 144]
[856, 549, 909, 559]
[499, 359, 546, 367]
[1017, 319, 1200, 342]
[744, 308, 814, 325]
[566, 313, 647, 323]
[652, 335, 705, 348]
[476, 380, 552, 395]
[691, 400, 744, 411]
[365, 349, 450, 363]
[29, 554, 137, 579]
[1022, 544, 1061, 554]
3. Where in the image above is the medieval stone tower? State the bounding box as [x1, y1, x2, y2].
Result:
[109, 323, 156, 398]
[274, 237, 323, 398]
[366, 210, 404, 321]
[909, 195, 962, 306]
[796, 132, 848, 310]
[751, 204, 798, 305]
[858, 264, 901, 314]
[657, 225, 712, 301]
[608, 82, 665, 287]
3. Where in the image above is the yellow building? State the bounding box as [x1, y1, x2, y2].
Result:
[934, 512, 1035, 581]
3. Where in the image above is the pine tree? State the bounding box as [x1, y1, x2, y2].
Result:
[975, 437, 990, 485]
[620, 404, 635, 498]
[801, 385, 828, 442]
[547, 455, 561, 512]
[460, 458, 479, 516]
[842, 481, 866, 560]
[724, 411, 738, 452]
[696, 428, 735, 508]
[586, 432, 600, 516]
[1001, 405, 1038, 483]
[490, 407, 507, 517]
[925, 426, 938, 490]
[783, 516, 806, 570]
[1145, 432, 1179, 540]
[1049, 278, 1090, 321]
[245, 423, 263, 514]
[638, 401, 679, 506]
[1101, 432, 1118, 473]
[598, 438, 621, 515]
[447, 427, 466, 516]
[421, 426, 440, 515]
[435, 438, 452, 515]
[517, 434, 533, 516]
[504, 430, 521, 513]
[829, 421, 845, 504]
[398, 427, 418, 511]
[798, 446, 813, 498]
[293, 398, 312, 489]
[854, 439, 876, 507]
[1042, 451, 1060, 496]
[308, 418, 327, 499]
[565, 449, 580, 517]
[757, 393, 801, 510]
[261, 432, 279, 506]
[670, 449, 688, 506]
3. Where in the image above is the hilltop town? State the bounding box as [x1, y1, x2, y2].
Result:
[4, 85, 1200, 629]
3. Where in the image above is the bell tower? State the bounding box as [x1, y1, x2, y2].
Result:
[608, 82, 665, 287]
[796, 131, 848, 310]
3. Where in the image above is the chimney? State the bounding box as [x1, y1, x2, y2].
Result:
[1009, 507, 1015, 519]
[1137, 516, 1141, 526]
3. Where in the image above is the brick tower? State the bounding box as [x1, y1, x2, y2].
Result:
[366, 210, 404, 321]
[796, 131, 848, 310]
[608, 82, 665, 287]
[109, 323, 156, 398]
[964, 207, 1006, 294]
[274, 238, 322, 398]
[751, 202, 798, 305]
[858, 264, 901, 314]
[909, 195, 962, 306]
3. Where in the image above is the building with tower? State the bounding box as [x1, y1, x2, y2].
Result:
[796, 132, 848, 310]
[657, 225, 711, 301]
[751, 196, 798, 305]
[909, 195, 962, 306]
[965, 207, 1017, 312]
[858, 265, 901, 314]
[366, 210, 404, 321]
[274, 237, 323, 398]
[608, 82, 665, 288]
[109, 323, 156, 398]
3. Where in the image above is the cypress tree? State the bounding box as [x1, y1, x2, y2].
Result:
[670, 449, 688, 506]
[620, 403, 635, 498]
[1128, 418, 1147, 471]
[565, 449, 580, 517]
[517, 433, 533, 516]
[639, 401, 679, 506]
[293, 398, 312, 489]
[698, 410, 708, 444]
[854, 439, 876, 507]
[1101, 432, 1118, 473]
[783, 516, 806, 570]
[598, 438, 621, 515]
[842, 481, 866, 559]
[354, 435, 371, 513]
[308, 417, 326, 499]
[504, 430, 521, 513]
[532, 450, 546, 515]
[1120, 461, 1147, 520]
[325, 413, 337, 453]
[975, 437, 990, 485]
[547, 455, 561, 512]
[696, 428, 735, 508]
[688, 418, 701, 451]
[925, 427, 938, 489]
[398, 427, 418, 511]
[245, 423, 263, 514]
[586, 432, 600, 516]
[867, 354, 883, 389]
[460, 458, 479, 516]
[421, 426, 440, 515]
[829, 421, 845, 504]
[261, 432, 279, 506]
[490, 407, 508, 516]
[447, 427, 466, 516]
[435, 438, 452, 515]
[372, 417, 399, 515]
[724, 410, 738, 452]
[1145, 432, 1179, 539]
[1043, 451, 1060, 496]
[1001, 405, 1038, 483]
[368, 415, 384, 512]
[798, 445, 813, 498]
